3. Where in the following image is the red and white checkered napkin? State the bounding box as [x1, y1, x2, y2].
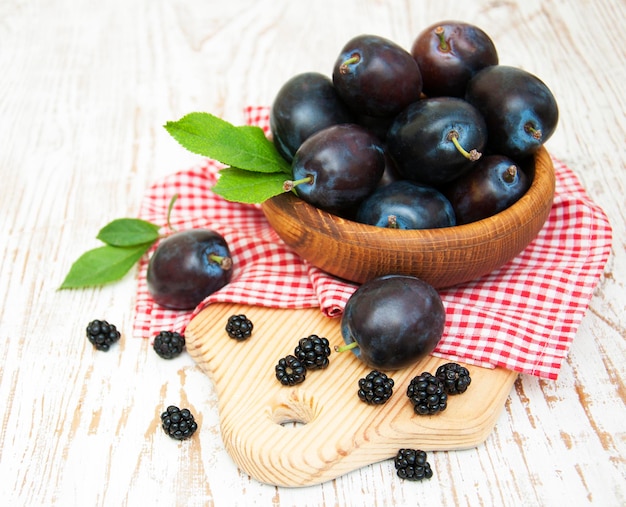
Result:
[133, 106, 612, 380]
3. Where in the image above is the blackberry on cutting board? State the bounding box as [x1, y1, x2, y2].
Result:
[153, 330, 185, 359]
[436, 362, 471, 394]
[394, 449, 433, 481]
[226, 314, 254, 341]
[160, 405, 198, 440]
[294, 334, 331, 369]
[406, 372, 448, 415]
[86, 319, 121, 351]
[275, 355, 306, 386]
[358, 370, 394, 405]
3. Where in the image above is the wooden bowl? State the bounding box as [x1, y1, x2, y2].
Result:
[260, 147, 556, 288]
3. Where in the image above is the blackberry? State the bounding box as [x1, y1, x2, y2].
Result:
[275, 355, 306, 386]
[226, 314, 253, 341]
[153, 330, 185, 359]
[436, 362, 471, 395]
[160, 405, 198, 440]
[86, 319, 121, 351]
[406, 372, 448, 415]
[358, 370, 394, 405]
[294, 334, 331, 370]
[394, 449, 433, 481]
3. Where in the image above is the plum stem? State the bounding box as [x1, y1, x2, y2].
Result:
[387, 215, 399, 229]
[503, 165, 518, 183]
[209, 254, 232, 270]
[524, 122, 543, 140]
[283, 175, 313, 192]
[435, 26, 449, 52]
[334, 341, 359, 353]
[340, 53, 361, 74]
[447, 130, 482, 161]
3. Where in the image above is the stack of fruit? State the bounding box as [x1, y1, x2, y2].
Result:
[135, 21, 560, 367]
[270, 20, 558, 227]
[66, 20, 560, 374]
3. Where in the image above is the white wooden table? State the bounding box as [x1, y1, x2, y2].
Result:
[1, 0, 624, 505]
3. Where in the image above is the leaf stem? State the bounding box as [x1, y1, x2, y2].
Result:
[166, 194, 180, 232]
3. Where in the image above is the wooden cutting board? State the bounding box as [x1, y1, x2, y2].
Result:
[185, 302, 518, 487]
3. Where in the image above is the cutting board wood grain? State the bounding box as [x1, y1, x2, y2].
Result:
[185, 303, 518, 487]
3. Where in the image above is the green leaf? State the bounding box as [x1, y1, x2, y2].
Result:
[97, 218, 160, 247]
[59, 243, 154, 289]
[212, 167, 288, 204]
[164, 112, 291, 174]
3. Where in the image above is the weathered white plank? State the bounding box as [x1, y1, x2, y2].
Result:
[0, 0, 624, 505]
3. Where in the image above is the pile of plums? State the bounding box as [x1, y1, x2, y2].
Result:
[270, 21, 559, 228]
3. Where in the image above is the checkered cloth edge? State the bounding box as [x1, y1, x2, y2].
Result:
[132, 105, 612, 380]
